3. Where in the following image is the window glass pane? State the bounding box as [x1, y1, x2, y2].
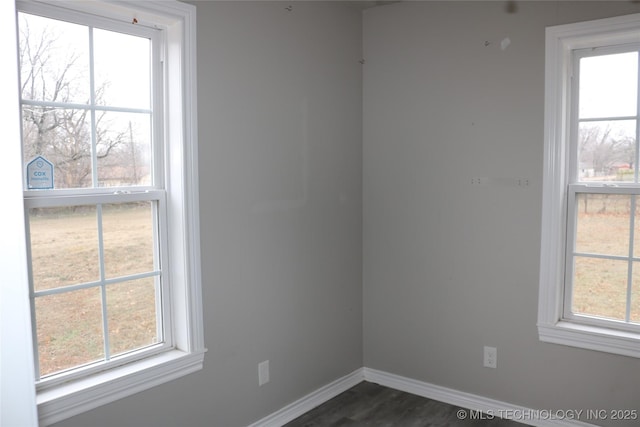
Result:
[579, 52, 638, 119]
[94, 29, 150, 110]
[18, 13, 90, 104]
[577, 120, 636, 182]
[102, 202, 156, 278]
[633, 197, 640, 260]
[22, 108, 152, 189]
[107, 277, 159, 356]
[29, 206, 99, 291]
[632, 265, 640, 324]
[575, 193, 631, 257]
[22, 107, 94, 189]
[96, 112, 152, 187]
[573, 257, 628, 321]
[35, 287, 104, 377]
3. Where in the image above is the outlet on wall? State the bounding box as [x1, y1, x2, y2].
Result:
[483, 346, 497, 369]
[258, 360, 270, 386]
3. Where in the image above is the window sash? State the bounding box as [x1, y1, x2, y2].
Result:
[25, 190, 173, 387]
[569, 45, 640, 186]
[18, 2, 164, 193]
[564, 185, 640, 333]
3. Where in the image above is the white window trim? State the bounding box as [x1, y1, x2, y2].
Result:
[539, 12, 640, 359]
[15, 1, 206, 425]
[1, 1, 39, 425]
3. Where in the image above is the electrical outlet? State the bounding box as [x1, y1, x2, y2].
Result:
[483, 346, 497, 368]
[258, 360, 269, 386]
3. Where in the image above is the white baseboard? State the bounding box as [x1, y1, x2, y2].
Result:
[247, 368, 365, 427]
[363, 368, 598, 427]
[248, 367, 599, 427]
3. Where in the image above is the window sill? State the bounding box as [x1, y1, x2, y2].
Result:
[37, 349, 206, 426]
[538, 321, 640, 359]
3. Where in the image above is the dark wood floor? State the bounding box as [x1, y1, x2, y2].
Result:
[284, 382, 523, 427]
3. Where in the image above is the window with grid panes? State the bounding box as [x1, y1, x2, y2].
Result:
[539, 13, 640, 358]
[15, 1, 205, 424]
[566, 47, 640, 330]
[19, 6, 169, 382]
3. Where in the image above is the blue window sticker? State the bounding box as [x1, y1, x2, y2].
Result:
[26, 156, 54, 190]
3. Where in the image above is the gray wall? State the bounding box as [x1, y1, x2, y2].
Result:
[54, 2, 363, 426]
[363, 2, 640, 426]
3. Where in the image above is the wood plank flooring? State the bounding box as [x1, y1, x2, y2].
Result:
[284, 381, 523, 427]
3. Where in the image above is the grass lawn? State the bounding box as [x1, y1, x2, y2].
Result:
[573, 194, 640, 322]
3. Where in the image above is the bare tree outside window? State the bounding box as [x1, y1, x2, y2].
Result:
[19, 13, 151, 190]
[578, 122, 635, 181]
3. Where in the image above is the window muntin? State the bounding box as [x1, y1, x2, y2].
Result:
[564, 46, 640, 333]
[18, 9, 169, 382]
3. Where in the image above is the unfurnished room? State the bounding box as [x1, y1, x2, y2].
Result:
[2, 1, 640, 427]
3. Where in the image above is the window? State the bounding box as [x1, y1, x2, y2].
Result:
[15, 1, 205, 425]
[539, 13, 640, 358]
[20, 3, 165, 381]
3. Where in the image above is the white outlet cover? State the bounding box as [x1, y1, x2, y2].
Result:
[483, 346, 497, 369]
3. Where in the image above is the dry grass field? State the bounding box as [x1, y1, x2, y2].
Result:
[29, 204, 159, 377]
[573, 194, 640, 322]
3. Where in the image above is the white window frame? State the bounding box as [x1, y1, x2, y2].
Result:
[21, 3, 171, 385]
[539, 12, 640, 359]
[15, 1, 206, 425]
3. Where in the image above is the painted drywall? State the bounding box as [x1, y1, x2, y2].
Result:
[53, 2, 363, 426]
[363, 2, 640, 426]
